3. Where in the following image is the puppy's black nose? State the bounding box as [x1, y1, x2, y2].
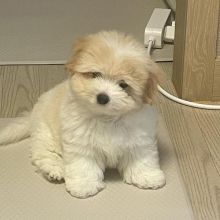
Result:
[97, 93, 110, 105]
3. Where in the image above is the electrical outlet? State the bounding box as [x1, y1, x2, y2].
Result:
[144, 8, 171, 48]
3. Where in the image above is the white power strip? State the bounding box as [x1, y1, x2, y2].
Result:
[144, 8, 171, 48]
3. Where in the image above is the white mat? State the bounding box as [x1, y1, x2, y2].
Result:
[0, 117, 194, 220]
[0, 0, 172, 64]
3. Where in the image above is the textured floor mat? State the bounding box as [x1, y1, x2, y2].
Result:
[0, 117, 193, 220]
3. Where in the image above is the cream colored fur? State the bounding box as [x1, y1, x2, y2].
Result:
[0, 31, 165, 198]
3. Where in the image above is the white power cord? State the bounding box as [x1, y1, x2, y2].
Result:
[147, 37, 155, 55]
[164, 0, 176, 12]
[147, 39, 220, 110]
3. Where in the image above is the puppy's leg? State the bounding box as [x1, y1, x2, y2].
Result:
[30, 124, 64, 182]
[64, 154, 105, 199]
[118, 144, 165, 189]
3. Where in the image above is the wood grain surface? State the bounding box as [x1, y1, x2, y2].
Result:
[217, 0, 220, 57]
[173, 0, 220, 101]
[1, 62, 220, 220]
[0, 65, 67, 117]
[213, 59, 220, 100]
[159, 62, 220, 220]
[172, 0, 187, 97]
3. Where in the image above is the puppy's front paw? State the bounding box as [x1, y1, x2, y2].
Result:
[65, 179, 105, 199]
[124, 168, 166, 190]
[45, 168, 64, 182]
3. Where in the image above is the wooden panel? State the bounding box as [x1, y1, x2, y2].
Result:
[213, 59, 220, 98]
[173, 0, 220, 101]
[172, 0, 187, 97]
[0, 65, 67, 117]
[217, 1, 220, 57]
[213, 75, 220, 98]
[214, 58, 220, 77]
[159, 63, 220, 220]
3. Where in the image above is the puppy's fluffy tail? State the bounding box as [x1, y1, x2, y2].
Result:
[0, 116, 30, 146]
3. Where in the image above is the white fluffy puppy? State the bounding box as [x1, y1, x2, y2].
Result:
[0, 31, 165, 198]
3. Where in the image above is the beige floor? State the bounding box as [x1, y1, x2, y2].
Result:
[1, 62, 220, 220]
[0, 116, 193, 220]
[158, 63, 220, 220]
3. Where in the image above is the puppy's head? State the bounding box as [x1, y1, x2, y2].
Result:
[66, 31, 162, 116]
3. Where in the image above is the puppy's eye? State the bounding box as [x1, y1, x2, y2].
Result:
[82, 72, 102, 78]
[119, 81, 129, 89]
[91, 72, 102, 78]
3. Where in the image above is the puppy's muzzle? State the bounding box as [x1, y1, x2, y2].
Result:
[97, 93, 110, 105]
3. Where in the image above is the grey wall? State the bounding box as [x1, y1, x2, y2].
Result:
[0, 0, 167, 64]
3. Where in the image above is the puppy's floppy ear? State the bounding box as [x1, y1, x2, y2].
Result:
[144, 59, 164, 104]
[65, 37, 87, 75]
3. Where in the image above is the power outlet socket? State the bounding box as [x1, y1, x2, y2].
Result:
[144, 8, 171, 48]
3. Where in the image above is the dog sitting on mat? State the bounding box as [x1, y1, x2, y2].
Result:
[0, 31, 166, 198]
